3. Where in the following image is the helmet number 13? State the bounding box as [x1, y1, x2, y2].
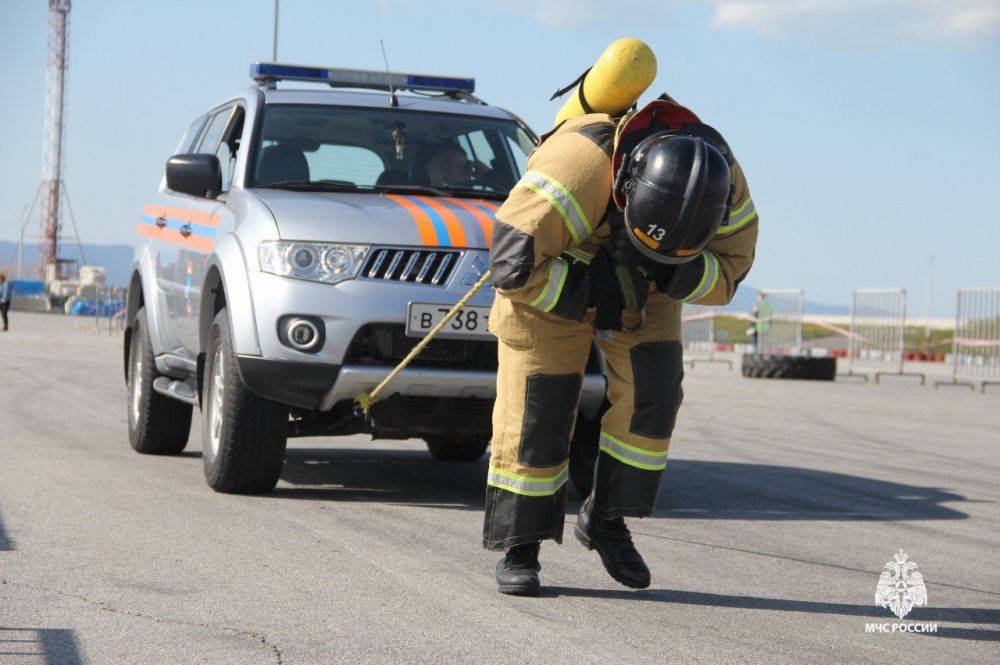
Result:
[646, 224, 666, 241]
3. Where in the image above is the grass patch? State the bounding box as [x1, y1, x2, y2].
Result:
[707, 314, 953, 352]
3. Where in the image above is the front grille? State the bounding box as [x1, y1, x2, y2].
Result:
[344, 324, 497, 370]
[362, 248, 460, 286]
[343, 323, 604, 373]
[394, 395, 493, 420]
[367, 394, 494, 436]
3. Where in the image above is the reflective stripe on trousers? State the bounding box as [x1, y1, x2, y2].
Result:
[598, 431, 668, 471]
[487, 465, 569, 497]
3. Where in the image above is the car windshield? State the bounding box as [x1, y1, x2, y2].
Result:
[250, 104, 535, 199]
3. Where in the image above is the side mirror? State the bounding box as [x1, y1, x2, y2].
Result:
[166, 154, 222, 198]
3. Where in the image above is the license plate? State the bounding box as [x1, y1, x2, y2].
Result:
[406, 302, 492, 340]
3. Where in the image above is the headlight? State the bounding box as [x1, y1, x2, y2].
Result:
[258, 241, 370, 285]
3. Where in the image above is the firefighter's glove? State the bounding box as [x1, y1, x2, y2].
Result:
[588, 248, 649, 332]
[652, 261, 698, 301]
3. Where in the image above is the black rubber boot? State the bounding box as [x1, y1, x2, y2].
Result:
[575, 497, 650, 589]
[495, 542, 541, 596]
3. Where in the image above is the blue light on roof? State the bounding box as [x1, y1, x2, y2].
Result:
[251, 63, 329, 81]
[407, 74, 476, 92]
[250, 62, 475, 95]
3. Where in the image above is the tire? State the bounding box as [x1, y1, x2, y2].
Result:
[127, 307, 192, 454]
[425, 436, 489, 462]
[202, 309, 289, 494]
[568, 414, 602, 499]
[741, 354, 836, 381]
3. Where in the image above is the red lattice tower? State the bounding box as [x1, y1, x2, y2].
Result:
[38, 0, 71, 283]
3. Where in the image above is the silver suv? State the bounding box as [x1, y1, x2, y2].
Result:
[124, 63, 607, 494]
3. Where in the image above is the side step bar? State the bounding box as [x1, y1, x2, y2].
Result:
[152, 377, 199, 406]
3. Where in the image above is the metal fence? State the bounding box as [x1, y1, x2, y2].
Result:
[846, 287, 924, 384]
[681, 305, 731, 369]
[936, 287, 1000, 393]
[92, 286, 127, 335]
[755, 289, 803, 355]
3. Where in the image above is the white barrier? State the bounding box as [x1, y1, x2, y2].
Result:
[937, 288, 1000, 393]
[846, 288, 924, 384]
[92, 286, 126, 335]
[755, 289, 803, 355]
[681, 305, 731, 369]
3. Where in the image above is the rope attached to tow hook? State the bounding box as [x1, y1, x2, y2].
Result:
[355, 269, 493, 416]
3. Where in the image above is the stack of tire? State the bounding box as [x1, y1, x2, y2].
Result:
[740, 353, 836, 381]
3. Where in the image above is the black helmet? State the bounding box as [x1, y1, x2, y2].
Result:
[614, 132, 732, 265]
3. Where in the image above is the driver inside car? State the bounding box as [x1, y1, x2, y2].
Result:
[422, 143, 491, 188]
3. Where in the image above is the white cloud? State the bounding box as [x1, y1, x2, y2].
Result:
[390, 0, 1000, 41]
[945, 3, 1000, 37]
[383, 0, 678, 29]
[709, 1, 1000, 41]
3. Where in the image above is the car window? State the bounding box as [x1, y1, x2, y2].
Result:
[460, 130, 496, 169]
[251, 104, 534, 195]
[195, 107, 232, 154]
[505, 134, 529, 178]
[303, 144, 385, 186]
[176, 116, 207, 154]
[215, 107, 245, 192]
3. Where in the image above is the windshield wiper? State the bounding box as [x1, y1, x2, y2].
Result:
[256, 180, 366, 193]
[436, 186, 506, 201]
[371, 183, 450, 196]
[374, 183, 506, 201]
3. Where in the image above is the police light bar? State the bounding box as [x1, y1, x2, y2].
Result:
[250, 62, 475, 94]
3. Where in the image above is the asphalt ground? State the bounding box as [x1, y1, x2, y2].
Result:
[1, 312, 997, 664]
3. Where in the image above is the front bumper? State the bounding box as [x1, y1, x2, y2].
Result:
[236, 355, 607, 419]
[320, 365, 606, 418]
[236, 356, 341, 410]
[245, 256, 496, 366]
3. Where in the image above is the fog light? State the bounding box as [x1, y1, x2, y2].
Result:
[285, 318, 320, 351]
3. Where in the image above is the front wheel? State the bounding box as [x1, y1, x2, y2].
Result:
[127, 307, 192, 455]
[202, 309, 289, 494]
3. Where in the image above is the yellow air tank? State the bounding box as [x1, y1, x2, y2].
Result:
[554, 38, 657, 125]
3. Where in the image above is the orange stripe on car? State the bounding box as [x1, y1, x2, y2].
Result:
[136, 222, 215, 252]
[384, 194, 439, 247]
[142, 204, 221, 227]
[413, 196, 468, 248]
[445, 198, 494, 246]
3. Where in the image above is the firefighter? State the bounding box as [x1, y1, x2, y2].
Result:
[483, 97, 759, 596]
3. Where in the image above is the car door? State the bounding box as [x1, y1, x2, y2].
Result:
[140, 114, 207, 356]
[173, 103, 245, 356]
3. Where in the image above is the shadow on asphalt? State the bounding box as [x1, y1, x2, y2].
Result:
[654, 461, 968, 521]
[0, 627, 84, 664]
[540, 588, 1000, 641]
[273, 447, 487, 507]
[0, 505, 11, 551]
[272, 448, 968, 521]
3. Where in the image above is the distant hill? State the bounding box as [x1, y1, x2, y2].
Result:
[721, 285, 850, 315]
[0, 241, 135, 286]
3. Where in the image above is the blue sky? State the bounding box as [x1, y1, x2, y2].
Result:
[1, 0, 997, 314]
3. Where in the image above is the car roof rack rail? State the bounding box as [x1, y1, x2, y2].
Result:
[250, 62, 483, 102]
